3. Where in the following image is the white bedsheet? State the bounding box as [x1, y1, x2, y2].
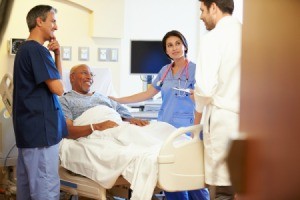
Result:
[59, 105, 178, 200]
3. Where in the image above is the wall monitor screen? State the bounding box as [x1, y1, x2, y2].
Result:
[130, 40, 170, 75]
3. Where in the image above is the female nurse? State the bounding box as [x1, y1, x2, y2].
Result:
[109, 30, 209, 200]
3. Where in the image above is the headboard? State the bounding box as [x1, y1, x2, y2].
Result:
[62, 67, 116, 96]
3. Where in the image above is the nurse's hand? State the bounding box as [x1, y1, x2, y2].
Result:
[190, 89, 195, 102]
[126, 118, 149, 126]
[108, 96, 119, 102]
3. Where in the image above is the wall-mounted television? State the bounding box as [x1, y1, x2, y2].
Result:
[130, 40, 170, 75]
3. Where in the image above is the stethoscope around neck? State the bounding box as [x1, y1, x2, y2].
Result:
[156, 59, 189, 88]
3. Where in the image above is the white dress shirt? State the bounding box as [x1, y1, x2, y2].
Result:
[195, 16, 242, 185]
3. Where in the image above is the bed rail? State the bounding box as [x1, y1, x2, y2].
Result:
[157, 124, 205, 191]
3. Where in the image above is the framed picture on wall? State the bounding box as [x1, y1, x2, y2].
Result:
[61, 46, 72, 60]
[110, 48, 118, 62]
[78, 47, 89, 61]
[9, 38, 26, 55]
[98, 48, 106, 61]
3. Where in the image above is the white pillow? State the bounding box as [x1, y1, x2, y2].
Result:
[73, 105, 123, 126]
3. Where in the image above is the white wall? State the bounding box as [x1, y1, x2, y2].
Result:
[120, 0, 201, 96]
[233, 0, 244, 23]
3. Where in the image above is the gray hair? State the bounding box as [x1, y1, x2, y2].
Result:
[26, 5, 57, 32]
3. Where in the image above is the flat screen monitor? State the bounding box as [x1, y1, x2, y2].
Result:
[130, 40, 170, 75]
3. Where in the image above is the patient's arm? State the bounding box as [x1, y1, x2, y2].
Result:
[65, 118, 119, 139]
[122, 118, 149, 127]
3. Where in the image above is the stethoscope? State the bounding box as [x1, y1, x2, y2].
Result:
[156, 59, 189, 88]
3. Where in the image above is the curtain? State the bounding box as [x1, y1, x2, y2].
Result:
[0, 0, 14, 47]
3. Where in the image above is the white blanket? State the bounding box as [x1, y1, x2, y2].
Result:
[59, 105, 177, 200]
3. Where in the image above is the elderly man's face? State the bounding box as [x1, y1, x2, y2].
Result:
[70, 65, 94, 94]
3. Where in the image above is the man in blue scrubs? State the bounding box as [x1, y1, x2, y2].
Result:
[13, 5, 68, 199]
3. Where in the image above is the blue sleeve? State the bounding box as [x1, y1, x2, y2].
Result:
[109, 99, 132, 119]
[189, 62, 197, 89]
[30, 45, 60, 85]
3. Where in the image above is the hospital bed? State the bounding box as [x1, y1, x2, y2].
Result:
[59, 124, 205, 200]
[59, 68, 206, 200]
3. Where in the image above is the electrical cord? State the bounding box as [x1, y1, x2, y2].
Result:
[2, 143, 16, 174]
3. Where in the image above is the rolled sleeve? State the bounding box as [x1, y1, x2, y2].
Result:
[194, 85, 212, 113]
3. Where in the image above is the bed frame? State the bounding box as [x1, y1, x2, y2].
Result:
[59, 124, 205, 200]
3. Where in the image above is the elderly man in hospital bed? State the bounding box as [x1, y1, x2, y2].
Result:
[59, 64, 149, 139]
[59, 64, 183, 199]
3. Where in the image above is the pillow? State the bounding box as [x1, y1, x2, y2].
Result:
[73, 105, 123, 126]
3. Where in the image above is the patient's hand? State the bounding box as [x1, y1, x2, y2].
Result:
[127, 118, 149, 126]
[94, 120, 119, 131]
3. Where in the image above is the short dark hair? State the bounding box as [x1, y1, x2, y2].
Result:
[199, 0, 234, 15]
[26, 5, 57, 32]
[162, 30, 188, 60]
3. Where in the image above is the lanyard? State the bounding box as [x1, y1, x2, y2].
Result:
[157, 59, 189, 87]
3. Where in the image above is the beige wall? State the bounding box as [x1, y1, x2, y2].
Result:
[0, 0, 123, 108]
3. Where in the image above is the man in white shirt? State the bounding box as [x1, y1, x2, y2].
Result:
[194, 0, 242, 199]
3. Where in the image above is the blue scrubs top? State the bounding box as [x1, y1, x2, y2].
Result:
[152, 61, 196, 128]
[13, 40, 68, 148]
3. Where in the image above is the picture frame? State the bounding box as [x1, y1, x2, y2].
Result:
[10, 38, 26, 55]
[110, 48, 118, 62]
[78, 47, 89, 61]
[61, 46, 72, 60]
[98, 48, 108, 61]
